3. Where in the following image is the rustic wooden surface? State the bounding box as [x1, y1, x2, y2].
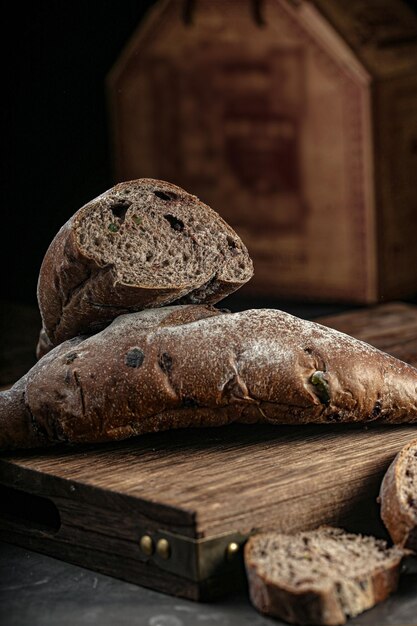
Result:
[1, 302, 417, 600]
[2, 423, 416, 540]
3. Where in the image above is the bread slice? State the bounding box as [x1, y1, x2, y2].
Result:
[1, 305, 417, 450]
[36, 179, 253, 356]
[244, 527, 405, 626]
[379, 438, 417, 551]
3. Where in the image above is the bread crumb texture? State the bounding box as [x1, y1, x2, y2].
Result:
[74, 178, 253, 287]
[245, 527, 405, 626]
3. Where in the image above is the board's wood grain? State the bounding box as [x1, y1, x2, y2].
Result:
[2, 423, 416, 539]
[1, 302, 417, 599]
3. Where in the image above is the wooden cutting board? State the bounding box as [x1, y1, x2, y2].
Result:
[1, 302, 416, 600]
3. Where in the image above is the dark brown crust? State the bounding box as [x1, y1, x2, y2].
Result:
[244, 531, 403, 626]
[0, 376, 49, 450]
[37, 178, 253, 354]
[379, 439, 417, 551]
[1, 306, 417, 451]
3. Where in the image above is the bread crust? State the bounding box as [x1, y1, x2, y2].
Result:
[37, 179, 253, 356]
[2, 306, 417, 451]
[245, 564, 345, 625]
[244, 530, 404, 626]
[379, 439, 417, 551]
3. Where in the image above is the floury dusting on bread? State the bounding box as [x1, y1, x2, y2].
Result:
[36, 178, 253, 356]
[1, 306, 416, 450]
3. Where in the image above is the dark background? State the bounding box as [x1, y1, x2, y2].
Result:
[3, 1, 155, 305]
[3, 0, 417, 306]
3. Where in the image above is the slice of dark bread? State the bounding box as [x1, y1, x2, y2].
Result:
[37, 178, 253, 356]
[1, 306, 417, 451]
[244, 527, 405, 626]
[379, 438, 417, 551]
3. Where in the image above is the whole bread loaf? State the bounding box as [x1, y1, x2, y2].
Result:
[1, 306, 417, 450]
[36, 179, 253, 356]
[244, 527, 405, 626]
[379, 438, 417, 551]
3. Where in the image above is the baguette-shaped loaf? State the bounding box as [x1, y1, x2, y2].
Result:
[37, 179, 253, 356]
[1, 305, 417, 450]
[379, 438, 417, 551]
[244, 528, 405, 626]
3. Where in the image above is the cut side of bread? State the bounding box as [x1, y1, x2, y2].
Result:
[380, 438, 417, 551]
[37, 179, 253, 355]
[1, 306, 417, 450]
[244, 527, 405, 626]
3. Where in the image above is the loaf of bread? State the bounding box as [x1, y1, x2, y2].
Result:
[1, 305, 417, 451]
[36, 179, 253, 356]
[244, 527, 405, 626]
[379, 438, 417, 551]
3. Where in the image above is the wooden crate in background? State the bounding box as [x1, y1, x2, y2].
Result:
[108, 0, 417, 303]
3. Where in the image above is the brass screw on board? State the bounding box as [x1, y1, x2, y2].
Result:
[226, 541, 240, 561]
[156, 538, 171, 560]
[140, 534, 154, 556]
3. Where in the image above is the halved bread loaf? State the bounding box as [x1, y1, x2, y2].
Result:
[379, 438, 417, 551]
[1, 306, 417, 450]
[244, 527, 405, 626]
[37, 179, 253, 356]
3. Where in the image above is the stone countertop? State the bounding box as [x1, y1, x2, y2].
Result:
[1, 542, 416, 626]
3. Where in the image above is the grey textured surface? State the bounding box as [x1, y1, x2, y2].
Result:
[0, 542, 416, 626]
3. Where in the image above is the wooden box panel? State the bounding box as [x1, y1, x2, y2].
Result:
[374, 73, 417, 299]
[108, 0, 417, 303]
[1, 303, 416, 600]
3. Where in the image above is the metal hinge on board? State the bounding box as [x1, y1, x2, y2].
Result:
[137, 528, 250, 582]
